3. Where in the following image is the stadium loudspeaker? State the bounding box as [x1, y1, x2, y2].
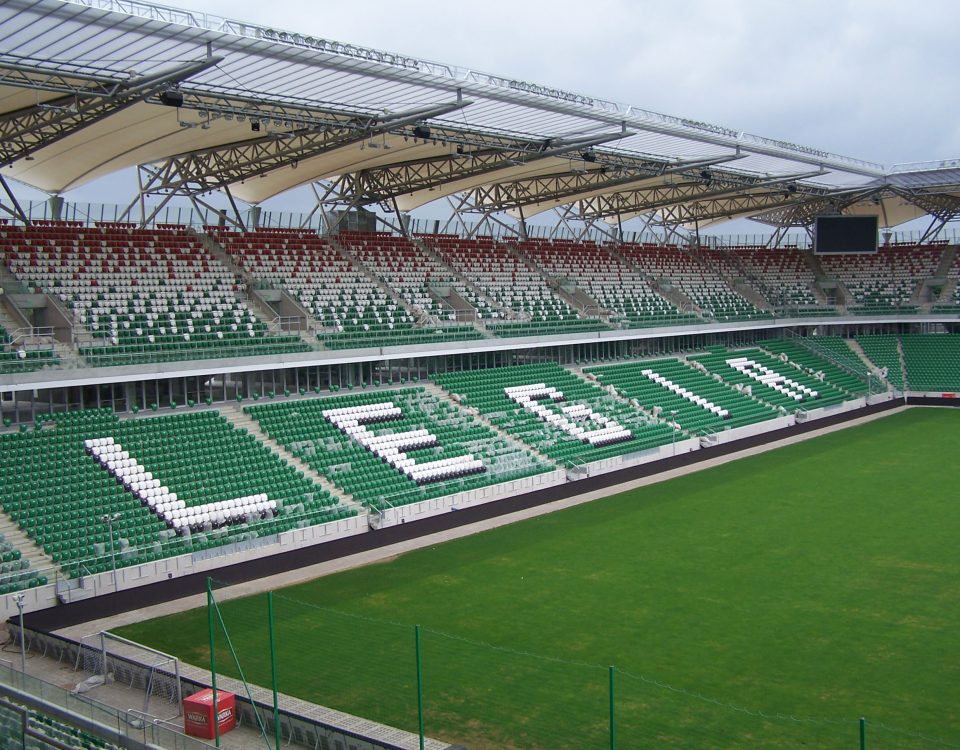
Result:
[159, 89, 184, 107]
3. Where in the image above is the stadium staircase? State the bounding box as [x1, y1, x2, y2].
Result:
[842, 337, 885, 376]
[203, 233, 319, 350]
[331, 235, 441, 327]
[0, 301, 27, 341]
[510, 241, 604, 319]
[220, 404, 364, 515]
[605, 244, 700, 317]
[855, 335, 906, 390]
[411, 236, 507, 331]
[693, 245, 773, 312]
[931, 246, 959, 309]
[897, 337, 910, 389]
[199, 232, 288, 326]
[800, 250, 846, 307]
[0, 510, 51, 572]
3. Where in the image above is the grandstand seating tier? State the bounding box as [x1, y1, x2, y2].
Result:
[434, 363, 677, 467]
[0, 408, 355, 577]
[585, 358, 780, 434]
[246, 388, 551, 510]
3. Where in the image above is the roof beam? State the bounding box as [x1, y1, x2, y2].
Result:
[572, 169, 830, 221]
[649, 189, 855, 227]
[136, 97, 473, 196]
[0, 56, 221, 167]
[468, 155, 749, 216]
[340, 126, 635, 205]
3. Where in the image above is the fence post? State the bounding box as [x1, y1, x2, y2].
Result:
[860, 717, 866, 750]
[206, 577, 220, 748]
[609, 665, 616, 750]
[268, 592, 281, 750]
[415, 625, 425, 750]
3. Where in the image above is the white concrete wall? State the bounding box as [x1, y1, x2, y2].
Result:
[569, 436, 701, 480]
[378, 468, 567, 527]
[705, 415, 796, 446]
[799, 397, 866, 422]
[2, 515, 369, 619]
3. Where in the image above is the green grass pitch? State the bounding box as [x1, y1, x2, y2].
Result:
[118, 408, 960, 749]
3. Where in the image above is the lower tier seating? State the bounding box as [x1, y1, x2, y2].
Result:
[0, 702, 122, 750]
[585, 359, 780, 434]
[758, 339, 870, 394]
[689, 348, 855, 412]
[247, 388, 550, 511]
[899, 334, 960, 391]
[856, 335, 905, 389]
[433, 363, 676, 467]
[791, 336, 872, 378]
[0, 409, 354, 577]
[0, 530, 41, 594]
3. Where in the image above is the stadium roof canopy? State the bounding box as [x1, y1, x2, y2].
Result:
[2, 0, 959, 234]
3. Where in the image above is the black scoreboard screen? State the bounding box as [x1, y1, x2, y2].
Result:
[814, 215, 879, 254]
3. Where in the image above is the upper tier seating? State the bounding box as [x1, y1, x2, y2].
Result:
[727, 246, 825, 311]
[247, 388, 549, 511]
[689, 347, 856, 411]
[426, 236, 609, 336]
[519, 238, 699, 328]
[1, 222, 307, 366]
[758, 339, 870, 394]
[433, 363, 676, 467]
[618, 244, 770, 321]
[340, 231, 493, 325]
[931, 247, 960, 312]
[214, 228, 481, 349]
[0, 322, 57, 374]
[585, 358, 779, 434]
[819, 246, 942, 314]
[0, 408, 354, 577]
[855, 335, 905, 389]
[899, 334, 960, 391]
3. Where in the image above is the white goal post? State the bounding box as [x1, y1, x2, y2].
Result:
[74, 631, 182, 719]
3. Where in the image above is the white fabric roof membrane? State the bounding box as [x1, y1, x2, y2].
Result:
[0, 0, 957, 227]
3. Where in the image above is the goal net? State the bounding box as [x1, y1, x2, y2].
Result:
[73, 631, 182, 719]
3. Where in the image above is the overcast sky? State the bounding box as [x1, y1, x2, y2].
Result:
[186, 0, 960, 165]
[24, 0, 960, 233]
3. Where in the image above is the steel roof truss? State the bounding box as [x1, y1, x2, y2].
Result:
[343, 126, 634, 205]
[0, 56, 220, 167]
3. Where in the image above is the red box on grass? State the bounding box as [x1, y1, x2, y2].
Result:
[183, 688, 236, 739]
